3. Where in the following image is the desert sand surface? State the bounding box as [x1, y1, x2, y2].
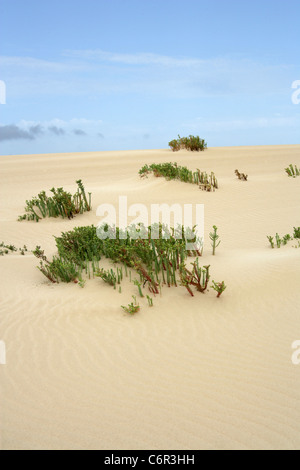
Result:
[0, 145, 300, 450]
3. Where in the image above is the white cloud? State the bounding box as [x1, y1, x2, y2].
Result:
[1, 50, 296, 100]
[0, 55, 86, 72]
[182, 115, 300, 132]
[63, 49, 203, 67]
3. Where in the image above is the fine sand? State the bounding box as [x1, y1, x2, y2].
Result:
[0, 145, 300, 450]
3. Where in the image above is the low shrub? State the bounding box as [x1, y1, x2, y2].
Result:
[168, 135, 207, 152]
[139, 162, 218, 191]
[18, 179, 91, 222]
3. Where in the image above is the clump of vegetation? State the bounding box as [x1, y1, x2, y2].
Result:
[32, 223, 226, 301]
[139, 162, 218, 191]
[168, 135, 207, 152]
[179, 260, 226, 298]
[18, 179, 91, 222]
[96, 266, 123, 288]
[122, 296, 140, 314]
[33, 246, 79, 283]
[267, 227, 300, 248]
[96, 268, 117, 287]
[209, 225, 221, 255]
[235, 169, 248, 181]
[0, 242, 17, 256]
[285, 164, 300, 178]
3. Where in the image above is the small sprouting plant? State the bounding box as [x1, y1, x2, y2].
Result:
[294, 227, 300, 239]
[116, 267, 123, 283]
[78, 279, 86, 288]
[267, 236, 275, 249]
[235, 169, 248, 181]
[211, 280, 226, 298]
[275, 233, 281, 248]
[146, 295, 153, 307]
[7, 244, 17, 251]
[19, 244, 28, 255]
[121, 296, 140, 314]
[285, 164, 300, 178]
[209, 225, 221, 255]
[282, 234, 291, 245]
[133, 279, 144, 297]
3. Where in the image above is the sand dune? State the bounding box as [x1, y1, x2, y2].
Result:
[0, 145, 300, 450]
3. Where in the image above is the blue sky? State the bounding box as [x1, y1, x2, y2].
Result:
[0, 0, 299, 155]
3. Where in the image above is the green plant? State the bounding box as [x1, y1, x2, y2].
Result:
[293, 227, 300, 238]
[133, 279, 144, 297]
[18, 180, 91, 222]
[168, 139, 181, 152]
[211, 280, 226, 297]
[96, 268, 117, 287]
[122, 296, 140, 314]
[267, 236, 275, 248]
[209, 225, 221, 255]
[180, 261, 210, 296]
[275, 233, 281, 248]
[285, 164, 300, 178]
[146, 295, 153, 307]
[33, 223, 225, 303]
[168, 135, 207, 152]
[116, 267, 123, 283]
[267, 228, 300, 249]
[0, 242, 27, 256]
[282, 234, 291, 245]
[139, 162, 218, 191]
[32, 246, 79, 283]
